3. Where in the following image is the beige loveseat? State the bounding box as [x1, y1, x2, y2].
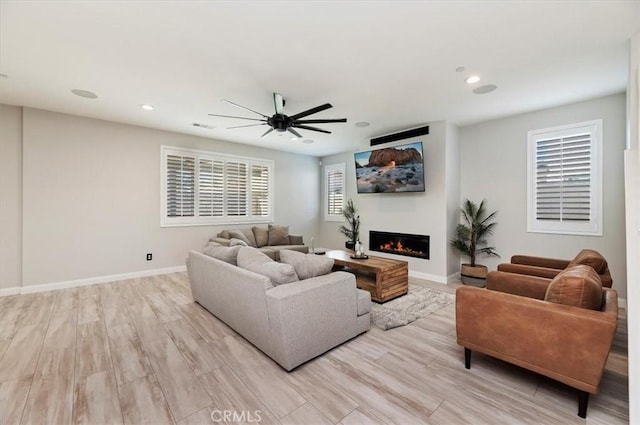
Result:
[187, 250, 371, 371]
[209, 224, 308, 260]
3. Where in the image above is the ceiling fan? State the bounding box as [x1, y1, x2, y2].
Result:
[209, 93, 347, 138]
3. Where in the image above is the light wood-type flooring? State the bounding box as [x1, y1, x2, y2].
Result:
[0, 273, 628, 424]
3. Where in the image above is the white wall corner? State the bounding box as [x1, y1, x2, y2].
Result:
[18, 266, 187, 295]
[409, 269, 448, 284]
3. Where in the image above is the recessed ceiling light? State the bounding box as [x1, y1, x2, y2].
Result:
[465, 75, 481, 84]
[290, 137, 299, 141]
[71, 89, 98, 99]
[473, 84, 498, 94]
[302, 139, 314, 144]
[140, 104, 155, 111]
[0, 73, 8, 78]
[456, 67, 465, 72]
[355, 121, 370, 127]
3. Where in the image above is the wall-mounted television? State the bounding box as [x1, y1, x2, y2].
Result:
[354, 141, 425, 193]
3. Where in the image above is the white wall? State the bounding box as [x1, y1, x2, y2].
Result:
[317, 121, 454, 283]
[445, 123, 460, 276]
[0, 104, 22, 291]
[624, 29, 639, 425]
[7, 107, 319, 288]
[460, 93, 628, 300]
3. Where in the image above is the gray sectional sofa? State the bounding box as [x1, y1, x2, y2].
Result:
[187, 250, 371, 371]
[209, 224, 308, 260]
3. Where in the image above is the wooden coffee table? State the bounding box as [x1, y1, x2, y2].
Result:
[325, 250, 408, 303]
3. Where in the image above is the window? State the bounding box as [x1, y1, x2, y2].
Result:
[161, 146, 274, 226]
[324, 163, 345, 221]
[527, 120, 602, 236]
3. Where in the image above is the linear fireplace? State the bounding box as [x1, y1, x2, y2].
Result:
[369, 231, 430, 259]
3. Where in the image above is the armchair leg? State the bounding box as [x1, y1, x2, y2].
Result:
[578, 391, 589, 418]
[464, 347, 471, 369]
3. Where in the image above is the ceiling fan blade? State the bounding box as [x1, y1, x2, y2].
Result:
[293, 124, 331, 134]
[261, 128, 274, 137]
[227, 123, 267, 129]
[221, 99, 270, 118]
[292, 118, 347, 124]
[288, 103, 333, 120]
[287, 128, 303, 138]
[273, 93, 284, 115]
[208, 113, 266, 122]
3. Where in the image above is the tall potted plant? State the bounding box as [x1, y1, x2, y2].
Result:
[339, 199, 360, 250]
[450, 199, 499, 286]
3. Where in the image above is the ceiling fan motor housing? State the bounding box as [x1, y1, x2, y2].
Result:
[268, 115, 290, 132]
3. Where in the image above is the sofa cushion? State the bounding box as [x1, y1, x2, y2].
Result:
[544, 265, 603, 310]
[280, 249, 334, 280]
[203, 242, 241, 265]
[252, 226, 269, 248]
[268, 224, 290, 246]
[229, 238, 248, 247]
[228, 229, 257, 248]
[218, 230, 231, 239]
[357, 289, 372, 316]
[237, 247, 298, 286]
[568, 249, 608, 274]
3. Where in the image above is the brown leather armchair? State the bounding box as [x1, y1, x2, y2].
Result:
[497, 248, 613, 288]
[456, 267, 618, 418]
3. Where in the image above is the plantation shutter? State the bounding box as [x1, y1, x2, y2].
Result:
[251, 164, 270, 217]
[327, 166, 344, 216]
[166, 154, 195, 217]
[226, 161, 248, 217]
[535, 131, 592, 222]
[198, 158, 224, 217]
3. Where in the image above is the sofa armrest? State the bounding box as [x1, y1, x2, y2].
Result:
[208, 237, 231, 246]
[510, 255, 570, 270]
[265, 271, 361, 370]
[487, 271, 551, 300]
[456, 286, 617, 393]
[497, 263, 562, 280]
[289, 234, 304, 245]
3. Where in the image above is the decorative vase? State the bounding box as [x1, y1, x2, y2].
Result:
[460, 264, 488, 287]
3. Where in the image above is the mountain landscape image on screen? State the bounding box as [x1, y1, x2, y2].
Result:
[355, 142, 425, 193]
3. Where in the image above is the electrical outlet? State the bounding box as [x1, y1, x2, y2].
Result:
[146, 253, 152, 261]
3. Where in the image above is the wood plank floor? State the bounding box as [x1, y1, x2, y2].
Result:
[0, 273, 628, 424]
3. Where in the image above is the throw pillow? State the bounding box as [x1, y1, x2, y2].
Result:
[229, 238, 248, 247]
[237, 247, 298, 286]
[203, 242, 242, 265]
[568, 249, 608, 274]
[268, 224, 290, 246]
[252, 226, 269, 248]
[280, 249, 334, 280]
[218, 230, 231, 239]
[229, 230, 252, 247]
[544, 265, 603, 310]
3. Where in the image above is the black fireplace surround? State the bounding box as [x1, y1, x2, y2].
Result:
[369, 231, 430, 259]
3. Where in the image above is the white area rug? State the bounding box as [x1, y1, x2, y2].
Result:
[370, 284, 454, 330]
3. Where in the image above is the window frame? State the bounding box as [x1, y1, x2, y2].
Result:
[160, 145, 274, 227]
[526, 119, 603, 236]
[324, 162, 346, 222]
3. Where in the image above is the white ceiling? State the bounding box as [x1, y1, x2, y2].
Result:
[1, 1, 638, 157]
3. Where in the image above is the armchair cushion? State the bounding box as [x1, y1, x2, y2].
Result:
[545, 265, 603, 310]
[568, 249, 608, 274]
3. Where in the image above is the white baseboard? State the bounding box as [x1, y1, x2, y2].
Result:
[409, 270, 448, 284]
[0, 286, 21, 296]
[619, 297, 627, 311]
[4, 266, 187, 296]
